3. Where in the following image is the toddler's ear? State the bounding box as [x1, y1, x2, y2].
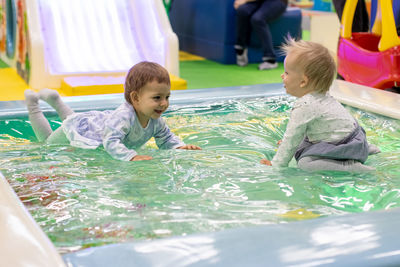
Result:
[300, 75, 309, 88]
[130, 91, 138, 102]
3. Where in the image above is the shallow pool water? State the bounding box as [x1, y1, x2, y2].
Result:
[1, 96, 399, 253]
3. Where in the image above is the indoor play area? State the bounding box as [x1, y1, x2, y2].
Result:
[1, 0, 400, 267]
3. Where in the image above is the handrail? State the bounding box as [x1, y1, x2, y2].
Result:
[341, 0, 400, 51]
[340, 0, 358, 38]
[378, 0, 400, 51]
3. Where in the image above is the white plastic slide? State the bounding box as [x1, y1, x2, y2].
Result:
[9, 0, 178, 89]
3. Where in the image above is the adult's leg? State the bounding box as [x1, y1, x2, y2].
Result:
[39, 89, 74, 121]
[251, 0, 287, 69]
[235, 1, 260, 49]
[24, 90, 52, 142]
[235, 1, 261, 66]
[298, 156, 375, 172]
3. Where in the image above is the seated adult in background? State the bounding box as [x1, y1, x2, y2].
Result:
[234, 0, 288, 70]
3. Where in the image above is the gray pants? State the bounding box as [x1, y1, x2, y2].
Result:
[297, 156, 375, 172]
[295, 124, 378, 172]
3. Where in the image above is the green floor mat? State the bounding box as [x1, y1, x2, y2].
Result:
[0, 58, 8, 68]
[1, 53, 285, 91]
[180, 60, 284, 89]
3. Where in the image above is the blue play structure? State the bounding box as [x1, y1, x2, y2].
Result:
[169, 0, 302, 64]
[312, 0, 334, 12]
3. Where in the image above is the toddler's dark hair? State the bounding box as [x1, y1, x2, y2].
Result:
[124, 61, 170, 104]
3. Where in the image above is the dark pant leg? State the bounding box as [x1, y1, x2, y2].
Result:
[235, 2, 261, 48]
[250, 0, 287, 60]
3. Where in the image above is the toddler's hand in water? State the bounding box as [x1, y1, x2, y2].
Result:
[178, 145, 202, 150]
[130, 155, 153, 161]
[260, 159, 272, 166]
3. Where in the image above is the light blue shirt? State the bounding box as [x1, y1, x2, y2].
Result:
[62, 102, 185, 161]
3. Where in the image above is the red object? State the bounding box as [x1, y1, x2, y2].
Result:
[337, 32, 400, 89]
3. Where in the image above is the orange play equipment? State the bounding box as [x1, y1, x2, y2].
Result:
[337, 0, 400, 89]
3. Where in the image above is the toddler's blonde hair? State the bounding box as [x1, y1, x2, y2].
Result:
[281, 38, 336, 93]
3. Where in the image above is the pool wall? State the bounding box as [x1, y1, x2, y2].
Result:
[63, 208, 400, 267]
[1, 81, 400, 267]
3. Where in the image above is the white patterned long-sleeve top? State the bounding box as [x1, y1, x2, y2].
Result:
[271, 92, 357, 167]
[62, 102, 185, 161]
